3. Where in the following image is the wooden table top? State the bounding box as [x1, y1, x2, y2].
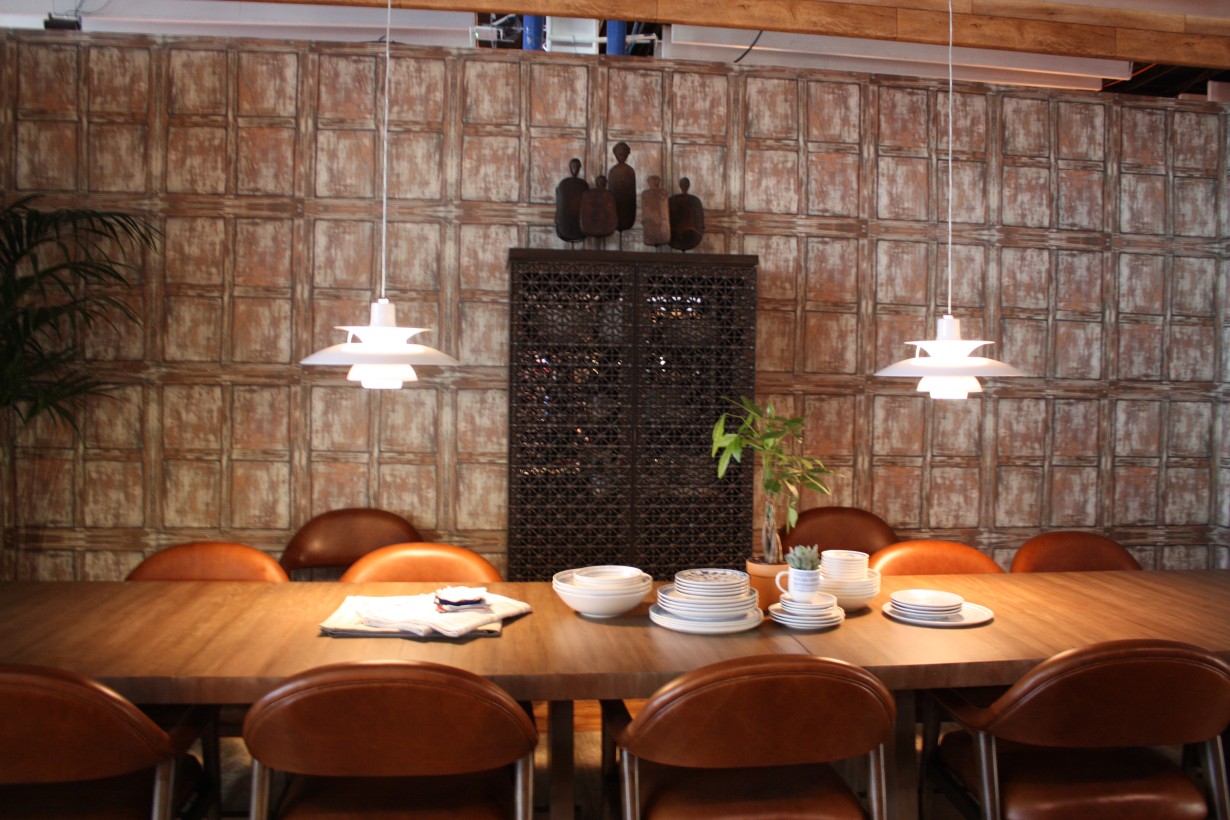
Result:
[0, 570, 1226, 704]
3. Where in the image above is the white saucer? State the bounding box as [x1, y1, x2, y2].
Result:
[768, 603, 844, 630]
[881, 601, 994, 628]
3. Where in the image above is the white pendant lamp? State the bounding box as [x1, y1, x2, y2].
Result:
[300, 0, 458, 389]
[874, 0, 1020, 399]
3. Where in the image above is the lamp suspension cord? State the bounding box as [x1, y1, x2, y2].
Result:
[945, 0, 953, 316]
[380, 0, 392, 300]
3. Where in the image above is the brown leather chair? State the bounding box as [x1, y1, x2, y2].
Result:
[0, 664, 205, 820]
[243, 660, 537, 819]
[926, 639, 1230, 820]
[280, 507, 421, 578]
[868, 539, 1004, 576]
[607, 654, 896, 819]
[780, 505, 898, 555]
[339, 541, 502, 583]
[127, 541, 289, 582]
[1011, 531, 1142, 573]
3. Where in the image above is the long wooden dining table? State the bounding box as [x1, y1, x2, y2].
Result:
[1, 569, 1228, 818]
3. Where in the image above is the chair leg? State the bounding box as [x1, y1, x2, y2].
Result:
[250, 759, 270, 820]
[919, 694, 942, 819]
[514, 753, 534, 820]
[974, 732, 1002, 820]
[1202, 737, 1230, 820]
[867, 744, 888, 820]
[152, 758, 175, 820]
[620, 751, 640, 820]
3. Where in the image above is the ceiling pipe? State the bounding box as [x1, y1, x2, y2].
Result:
[606, 20, 627, 56]
[523, 14, 544, 50]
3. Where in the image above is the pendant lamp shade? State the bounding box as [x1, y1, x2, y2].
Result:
[874, 0, 1019, 399]
[300, 0, 457, 389]
[302, 300, 458, 389]
[875, 315, 1022, 399]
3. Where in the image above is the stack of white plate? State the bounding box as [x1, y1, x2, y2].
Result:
[649, 568, 763, 634]
[553, 566, 652, 618]
[768, 591, 844, 630]
[816, 550, 880, 610]
[883, 588, 994, 627]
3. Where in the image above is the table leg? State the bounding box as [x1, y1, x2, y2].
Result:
[548, 700, 575, 820]
[887, 690, 919, 819]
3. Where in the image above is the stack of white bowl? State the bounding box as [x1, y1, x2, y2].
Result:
[816, 549, 881, 610]
[552, 565, 652, 618]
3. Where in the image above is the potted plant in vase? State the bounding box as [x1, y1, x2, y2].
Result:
[711, 397, 835, 607]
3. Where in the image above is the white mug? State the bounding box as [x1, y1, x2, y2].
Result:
[775, 567, 821, 602]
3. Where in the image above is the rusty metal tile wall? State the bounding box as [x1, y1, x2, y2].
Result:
[1, 31, 1225, 579]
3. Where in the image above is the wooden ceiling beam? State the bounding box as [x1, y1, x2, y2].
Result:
[252, 0, 1230, 69]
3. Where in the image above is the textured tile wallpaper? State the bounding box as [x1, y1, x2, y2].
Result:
[0, 30, 1225, 579]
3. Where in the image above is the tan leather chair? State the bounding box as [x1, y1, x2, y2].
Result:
[243, 660, 537, 819]
[127, 541, 289, 582]
[780, 505, 898, 555]
[339, 541, 502, 583]
[607, 655, 896, 819]
[868, 539, 1004, 576]
[926, 639, 1230, 820]
[280, 507, 421, 578]
[0, 664, 205, 820]
[1011, 531, 1142, 572]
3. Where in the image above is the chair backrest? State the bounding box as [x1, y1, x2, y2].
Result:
[0, 664, 176, 783]
[781, 506, 898, 555]
[127, 542, 289, 582]
[280, 508, 421, 574]
[972, 640, 1230, 748]
[339, 542, 502, 583]
[868, 539, 1004, 576]
[243, 660, 536, 777]
[1011, 531, 1142, 572]
[621, 655, 895, 768]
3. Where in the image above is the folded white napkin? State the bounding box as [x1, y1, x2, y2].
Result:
[319, 590, 531, 639]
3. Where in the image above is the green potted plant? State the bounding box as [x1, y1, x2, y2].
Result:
[712, 397, 835, 604]
[0, 195, 156, 430]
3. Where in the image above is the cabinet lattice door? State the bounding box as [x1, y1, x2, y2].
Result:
[507, 249, 756, 581]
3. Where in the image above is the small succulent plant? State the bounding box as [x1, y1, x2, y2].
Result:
[785, 545, 820, 571]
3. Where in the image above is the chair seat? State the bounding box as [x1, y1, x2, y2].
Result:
[635, 761, 866, 820]
[0, 755, 203, 820]
[939, 731, 1209, 820]
[276, 770, 517, 819]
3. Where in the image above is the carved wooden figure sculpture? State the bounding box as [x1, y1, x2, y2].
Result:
[607, 141, 636, 232]
[554, 157, 588, 242]
[641, 175, 670, 246]
[669, 177, 704, 251]
[580, 175, 618, 238]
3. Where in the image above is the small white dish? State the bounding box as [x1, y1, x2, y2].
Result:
[890, 589, 964, 610]
[572, 565, 646, 588]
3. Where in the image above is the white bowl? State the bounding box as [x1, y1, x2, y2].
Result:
[553, 581, 650, 617]
[571, 565, 644, 588]
[553, 569, 652, 595]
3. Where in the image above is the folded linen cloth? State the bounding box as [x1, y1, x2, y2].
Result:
[319, 591, 531, 639]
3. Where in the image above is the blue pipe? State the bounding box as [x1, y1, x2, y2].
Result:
[606, 20, 627, 56]
[523, 15, 545, 51]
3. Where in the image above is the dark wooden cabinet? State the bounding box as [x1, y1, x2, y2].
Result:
[507, 249, 757, 580]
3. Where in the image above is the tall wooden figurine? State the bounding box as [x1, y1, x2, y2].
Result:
[554, 158, 588, 242]
[580, 175, 618, 238]
[669, 177, 704, 251]
[641, 175, 670, 246]
[607, 142, 636, 232]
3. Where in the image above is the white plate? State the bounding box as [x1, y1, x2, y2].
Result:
[572, 565, 646, 587]
[648, 604, 764, 634]
[881, 602, 994, 628]
[673, 569, 750, 596]
[768, 603, 844, 630]
[659, 584, 758, 607]
[890, 589, 964, 610]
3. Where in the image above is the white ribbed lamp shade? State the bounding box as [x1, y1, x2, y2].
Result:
[301, 299, 459, 389]
[875, 315, 1022, 399]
